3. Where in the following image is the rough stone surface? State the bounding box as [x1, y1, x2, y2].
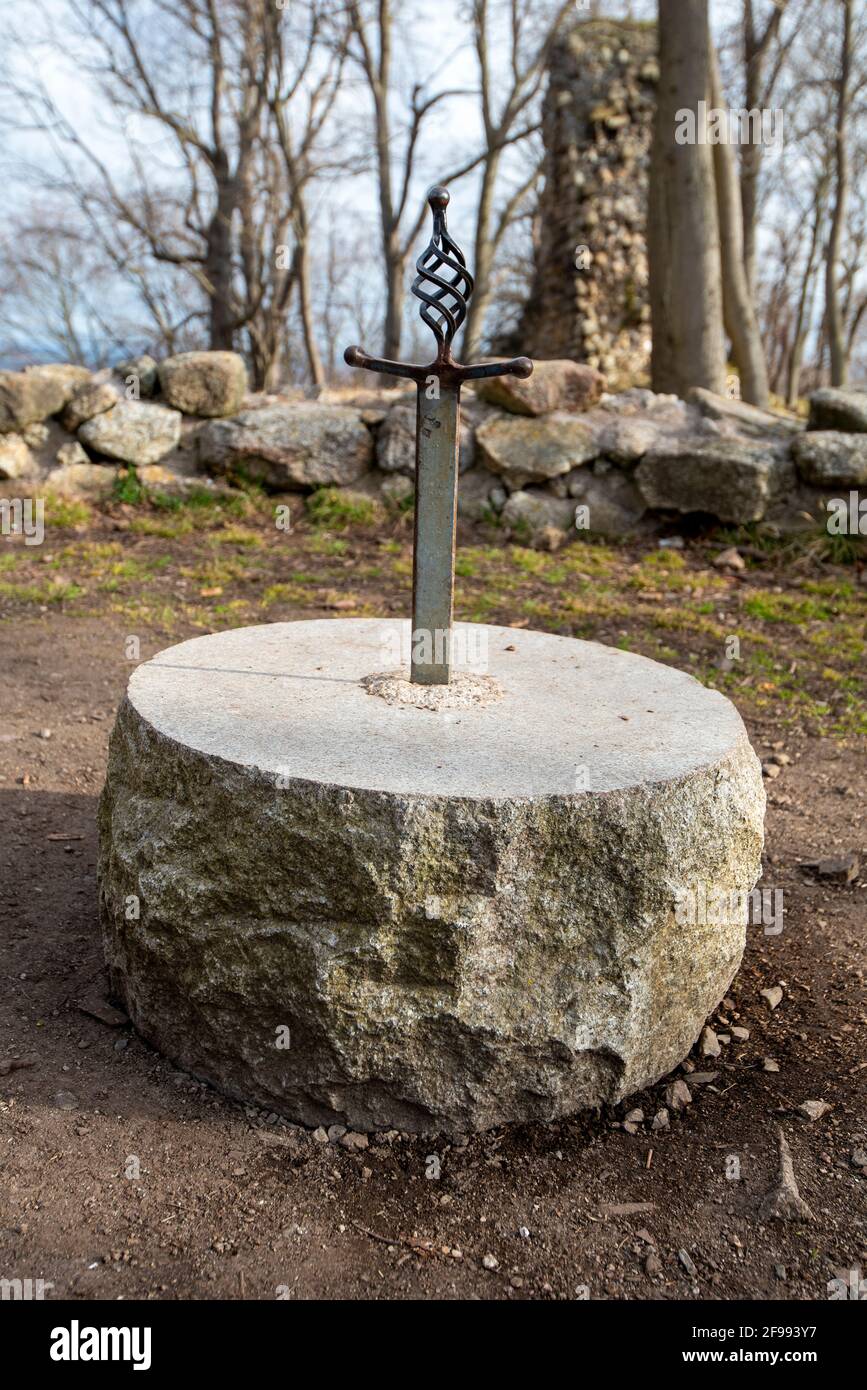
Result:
[560, 465, 647, 537]
[688, 388, 802, 441]
[44, 462, 119, 495]
[158, 351, 248, 418]
[635, 438, 795, 522]
[474, 360, 605, 417]
[501, 488, 578, 543]
[361, 669, 503, 711]
[98, 618, 764, 1136]
[476, 412, 598, 488]
[56, 441, 91, 468]
[0, 434, 38, 479]
[0, 369, 71, 433]
[808, 387, 867, 433]
[116, 354, 159, 398]
[79, 401, 182, 466]
[62, 381, 120, 432]
[197, 404, 373, 490]
[456, 466, 501, 522]
[377, 401, 474, 475]
[792, 431, 867, 487]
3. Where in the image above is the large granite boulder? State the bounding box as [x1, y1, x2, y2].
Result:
[0, 434, 37, 479]
[792, 431, 867, 487]
[476, 413, 599, 488]
[635, 438, 795, 522]
[62, 381, 121, 432]
[0, 365, 89, 433]
[561, 465, 647, 536]
[98, 619, 765, 1136]
[197, 404, 373, 490]
[807, 387, 867, 433]
[158, 351, 248, 417]
[474, 359, 605, 416]
[688, 387, 801, 441]
[44, 462, 119, 496]
[501, 488, 578, 544]
[78, 401, 182, 466]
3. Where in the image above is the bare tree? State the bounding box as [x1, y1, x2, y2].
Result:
[648, 0, 726, 396]
[459, 0, 572, 361]
[709, 48, 769, 406]
[825, 0, 854, 386]
[740, 0, 793, 297]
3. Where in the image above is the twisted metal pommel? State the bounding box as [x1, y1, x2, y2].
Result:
[344, 184, 533, 387]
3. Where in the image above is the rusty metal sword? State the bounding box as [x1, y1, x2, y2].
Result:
[344, 184, 533, 685]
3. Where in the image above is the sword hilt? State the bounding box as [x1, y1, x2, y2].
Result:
[344, 184, 534, 387]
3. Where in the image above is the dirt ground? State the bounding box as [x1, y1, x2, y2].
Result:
[1, 489, 865, 1301]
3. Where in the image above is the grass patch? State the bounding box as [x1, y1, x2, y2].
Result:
[307, 487, 378, 529]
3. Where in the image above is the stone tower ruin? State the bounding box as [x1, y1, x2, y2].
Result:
[508, 18, 657, 388]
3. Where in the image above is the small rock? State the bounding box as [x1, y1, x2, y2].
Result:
[688, 1072, 720, 1086]
[774, 1264, 787, 1281]
[763, 1058, 780, 1072]
[851, 1148, 867, 1168]
[699, 1025, 721, 1058]
[327, 1124, 347, 1142]
[78, 995, 128, 1028]
[625, 1107, 644, 1123]
[518, 1226, 531, 1239]
[731, 1026, 750, 1041]
[713, 546, 745, 571]
[482, 1253, 499, 1271]
[801, 853, 860, 885]
[651, 1108, 670, 1132]
[757, 1128, 814, 1222]
[665, 1079, 692, 1112]
[338, 1131, 369, 1151]
[762, 763, 782, 780]
[760, 985, 784, 1010]
[53, 1090, 79, 1110]
[311, 1127, 328, 1144]
[645, 1251, 662, 1277]
[797, 1100, 830, 1122]
[678, 1248, 698, 1279]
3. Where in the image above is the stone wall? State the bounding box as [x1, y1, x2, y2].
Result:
[2, 351, 865, 552]
[502, 18, 657, 388]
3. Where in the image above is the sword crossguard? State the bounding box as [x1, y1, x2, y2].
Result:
[344, 184, 533, 389]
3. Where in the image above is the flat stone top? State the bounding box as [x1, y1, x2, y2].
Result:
[128, 619, 750, 799]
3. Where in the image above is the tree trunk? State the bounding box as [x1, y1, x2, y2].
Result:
[741, 0, 762, 298]
[709, 51, 769, 407]
[207, 162, 237, 351]
[462, 153, 500, 361]
[295, 224, 325, 388]
[786, 180, 827, 408]
[825, 0, 852, 388]
[383, 241, 405, 365]
[648, 0, 726, 398]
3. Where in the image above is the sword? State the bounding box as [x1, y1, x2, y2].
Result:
[344, 184, 532, 685]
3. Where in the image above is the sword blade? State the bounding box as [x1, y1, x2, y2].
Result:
[411, 383, 460, 684]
